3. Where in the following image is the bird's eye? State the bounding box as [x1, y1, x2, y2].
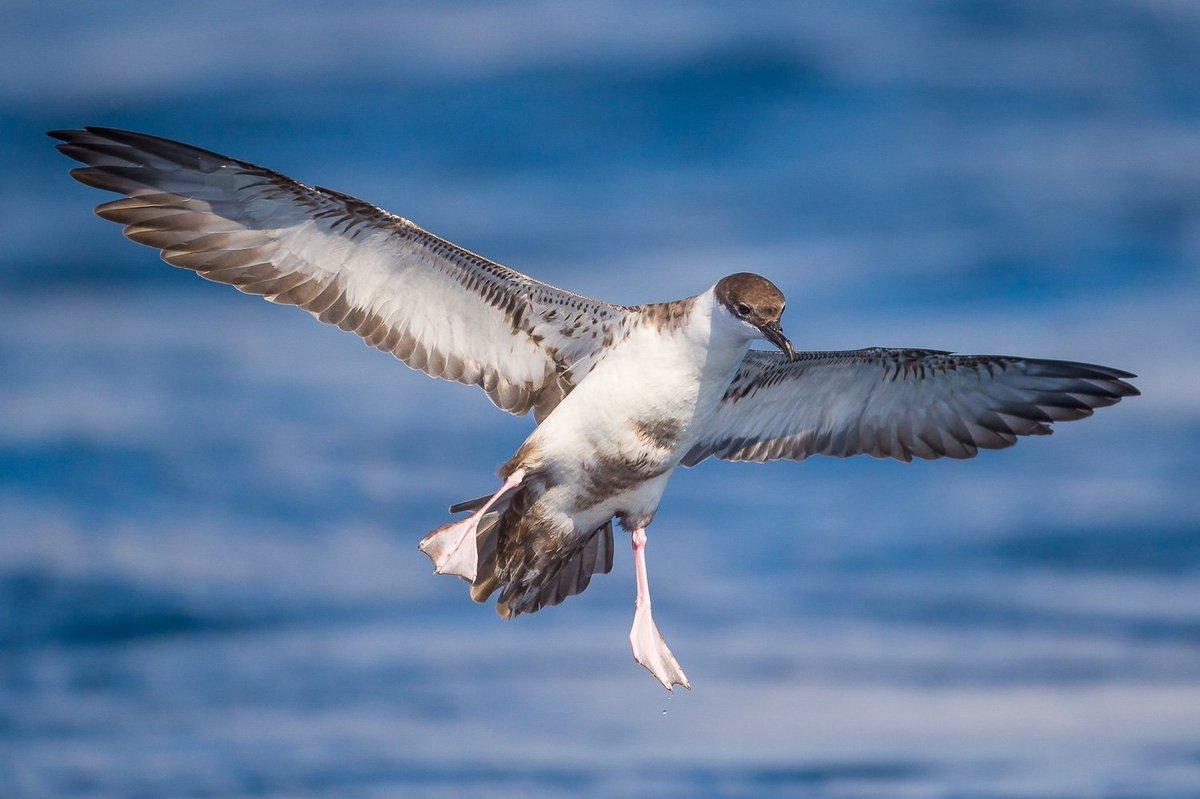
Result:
[735, 303, 751, 316]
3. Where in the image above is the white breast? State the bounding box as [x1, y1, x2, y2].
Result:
[527, 289, 755, 529]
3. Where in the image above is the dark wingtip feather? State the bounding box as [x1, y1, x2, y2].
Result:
[1040, 359, 1138, 381]
[82, 125, 151, 143]
[67, 166, 114, 191]
[1117, 380, 1140, 397]
[83, 125, 238, 167]
[47, 129, 81, 142]
[55, 143, 95, 164]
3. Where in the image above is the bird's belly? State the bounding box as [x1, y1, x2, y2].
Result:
[537, 452, 674, 537]
[532, 393, 705, 532]
[521, 321, 749, 532]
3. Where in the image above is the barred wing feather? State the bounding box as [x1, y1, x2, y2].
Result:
[684, 348, 1138, 465]
[51, 127, 628, 420]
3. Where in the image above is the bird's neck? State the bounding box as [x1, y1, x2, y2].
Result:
[675, 289, 756, 382]
[624, 288, 753, 384]
[693, 288, 756, 348]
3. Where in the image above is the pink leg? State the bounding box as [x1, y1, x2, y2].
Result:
[419, 469, 525, 582]
[628, 526, 690, 691]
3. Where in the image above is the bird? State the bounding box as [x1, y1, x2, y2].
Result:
[51, 126, 1139, 690]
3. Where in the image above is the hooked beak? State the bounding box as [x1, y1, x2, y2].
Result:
[760, 321, 796, 362]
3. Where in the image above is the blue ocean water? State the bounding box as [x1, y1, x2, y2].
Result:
[1, 2, 1198, 797]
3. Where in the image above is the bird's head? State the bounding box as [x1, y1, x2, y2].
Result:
[714, 272, 795, 361]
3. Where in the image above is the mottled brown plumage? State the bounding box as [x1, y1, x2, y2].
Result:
[631, 296, 698, 332]
[631, 416, 684, 450]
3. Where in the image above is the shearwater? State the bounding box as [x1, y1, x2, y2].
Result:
[52, 127, 1138, 690]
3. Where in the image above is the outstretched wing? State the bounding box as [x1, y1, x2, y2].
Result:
[683, 348, 1138, 465]
[51, 127, 629, 419]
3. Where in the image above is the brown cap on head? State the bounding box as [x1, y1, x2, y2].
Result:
[714, 272, 786, 322]
[714, 273, 795, 360]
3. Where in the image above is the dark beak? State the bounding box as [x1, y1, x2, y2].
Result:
[760, 322, 796, 362]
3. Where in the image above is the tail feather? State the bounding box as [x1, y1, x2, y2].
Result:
[494, 520, 615, 618]
[439, 484, 616, 617]
[449, 493, 491, 514]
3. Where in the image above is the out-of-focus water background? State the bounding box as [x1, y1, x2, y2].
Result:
[2, 2, 1198, 797]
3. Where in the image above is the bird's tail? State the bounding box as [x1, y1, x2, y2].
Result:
[433, 486, 616, 618]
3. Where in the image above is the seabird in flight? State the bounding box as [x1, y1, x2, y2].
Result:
[52, 127, 1139, 690]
